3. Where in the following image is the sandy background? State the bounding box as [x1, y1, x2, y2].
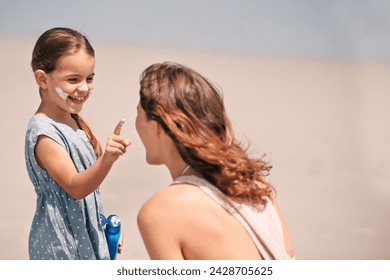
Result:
[0, 35, 389, 260]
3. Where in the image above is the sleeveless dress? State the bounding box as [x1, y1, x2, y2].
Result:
[24, 114, 109, 260]
[172, 175, 293, 260]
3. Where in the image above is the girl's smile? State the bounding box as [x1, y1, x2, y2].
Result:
[55, 86, 93, 102]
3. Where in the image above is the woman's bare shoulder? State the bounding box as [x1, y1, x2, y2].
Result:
[139, 183, 207, 217]
[137, 183, 206, 259]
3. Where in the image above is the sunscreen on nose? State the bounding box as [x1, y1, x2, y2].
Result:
[55, 87, 68, 100]
[79, 83, 88, 91]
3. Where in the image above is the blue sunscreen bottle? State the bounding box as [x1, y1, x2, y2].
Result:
[105, 214, 121, 260]
[100, 214, 107, 230]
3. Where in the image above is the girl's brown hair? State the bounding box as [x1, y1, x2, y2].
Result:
[139, 62, 273, 205]
[31, 27, 102, 157]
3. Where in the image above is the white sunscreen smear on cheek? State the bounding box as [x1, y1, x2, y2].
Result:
[55, 87, 69, 100]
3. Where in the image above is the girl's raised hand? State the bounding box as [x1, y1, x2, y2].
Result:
[103, 119, 131, 162]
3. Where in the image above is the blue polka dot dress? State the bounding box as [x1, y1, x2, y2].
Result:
[25, 114, 110, 260]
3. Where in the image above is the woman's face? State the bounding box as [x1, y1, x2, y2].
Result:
[135, 101, 162, 165]
[45, 49, 95, 114]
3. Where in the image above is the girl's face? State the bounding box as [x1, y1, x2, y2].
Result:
[46, 49, 95, 114]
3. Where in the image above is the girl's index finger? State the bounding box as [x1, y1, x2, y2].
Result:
[114, 119, 125, 135]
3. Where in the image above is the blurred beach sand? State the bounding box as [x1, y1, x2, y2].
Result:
[1, 37, 389, 259]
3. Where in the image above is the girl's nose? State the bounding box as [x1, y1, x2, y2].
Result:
[78, 83, 89, 92]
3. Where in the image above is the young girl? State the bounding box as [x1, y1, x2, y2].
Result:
[25, 27, 131, 260]
[136, 62, 294, 260]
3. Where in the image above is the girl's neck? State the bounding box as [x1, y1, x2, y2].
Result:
[36, 103, 79, 129]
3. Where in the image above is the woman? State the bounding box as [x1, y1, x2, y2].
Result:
[135, 62, 294, 260]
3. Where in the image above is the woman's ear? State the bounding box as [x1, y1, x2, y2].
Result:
[34, 70, 49, 89]
[153, 120, 164, 136]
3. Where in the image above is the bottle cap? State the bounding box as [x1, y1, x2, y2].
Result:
[106, 214, 121, 234]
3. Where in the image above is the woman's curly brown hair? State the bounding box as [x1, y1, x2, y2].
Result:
[139, 62, 274, 205]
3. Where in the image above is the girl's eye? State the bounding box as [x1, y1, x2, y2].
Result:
[87, 77, 94, 82]
[67, 78, 79, 83]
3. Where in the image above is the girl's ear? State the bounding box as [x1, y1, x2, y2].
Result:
[34, 70, 49, 89]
